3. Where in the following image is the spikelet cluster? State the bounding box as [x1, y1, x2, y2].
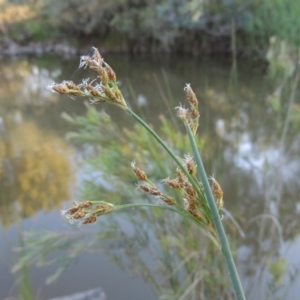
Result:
[61, 200, 114, 226]
[132, 156, 198, 220]
[176, 84, 200, 135]
[211, 177, 224, 209]
[131, 162, 176, 205]
[47, 48, 127, 108]
[132, 156, 224, 238]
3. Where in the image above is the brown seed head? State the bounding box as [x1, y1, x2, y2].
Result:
[78, 201, 93, 208]
[187, 195, 197, 211]
[92, 48, 103, 65]
[105, 63, 117, 82]
[83, 215, 97, 224]
[139, 184, 151, 193]
[68, 206, 80, 215]
[64, 81, 82, 96]
[183, 182, 197, 199]
[163, 178, 180, 189]
[159, 195, 176, 205]
[94, 202, 115, 215]
[211, 178, 223, 200]
[139, 184, 162, 196]
[85, 84, 101, 97]
[176, 168, 186, 187]
[85, 57, 99, 71]
[52, 84, 69, 94]
[183, 197, 199, 218]
[99, 67, 109, 85]
[190, 107, 199, 120]
[131, 163, 148, 181]
[72, 210, 87, 219]
[184, 84, 198, 107]
[92, 98, 106, 104]
[114, 89, 123, 101]
[189, 209, 202, 221]
[101, 85, 117, 101]
[186, 159, 197, 176]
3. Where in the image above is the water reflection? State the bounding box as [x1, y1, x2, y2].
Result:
[60, 88, 300, 299]
[0, 57, 75, 227]
[0, 52, 299, 299]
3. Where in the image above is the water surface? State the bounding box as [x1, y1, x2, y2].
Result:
[0, 54, 299, 299]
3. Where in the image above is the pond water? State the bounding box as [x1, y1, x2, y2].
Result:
[0, 53, 299, 300]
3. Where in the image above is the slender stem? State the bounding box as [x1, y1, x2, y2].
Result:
[185, 123, 246, 300]
[114, 203, 220, 247]
[115, 203, 180, 213]
[115, 203, 197, 224]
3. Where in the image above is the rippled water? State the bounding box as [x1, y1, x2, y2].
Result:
[0, 54, 299, 299]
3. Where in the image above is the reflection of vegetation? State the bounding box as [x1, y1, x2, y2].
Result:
[16, 142, 71, 215]
[16, 233, 34, 300]
[0, 58, 59, 106]
[0, 119, 72, 227]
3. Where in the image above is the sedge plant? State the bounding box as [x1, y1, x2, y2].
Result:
[48, 48, 246, 300]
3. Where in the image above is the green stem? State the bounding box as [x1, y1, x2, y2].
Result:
[185, 123, 246, 300]
[115, 203, 195, 224]
[114, 202, 219, 247]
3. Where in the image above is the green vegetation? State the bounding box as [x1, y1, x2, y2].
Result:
[47, 48, 246, 299]
[1, 0, 300, 56]
[247, 0, 300, 53]
[12, 39, 299, 300]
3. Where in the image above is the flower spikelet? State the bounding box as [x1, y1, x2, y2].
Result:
[139, 184, 162, 196]
[131, 162, 148, 181]
[162, 178, 180, 189]
[51, 49, 128, 108]
[176, 168, 186, 187]
[211, 177, 224, 208]
[183, 155, 197, 176]
[48, 83, 69, 94]
[64, 81, 83, 96]
[61, 200, 114, 226]
[102, 85, 118, 101]
[84, 83, 101, 97]
[94, 202, 115, 215]
[183, 84, 200, 135]
[184, 84, 198, 107]
[83, 215, 97, 224]
[105, 63, 117, 82]
[159, 195, 176, 205]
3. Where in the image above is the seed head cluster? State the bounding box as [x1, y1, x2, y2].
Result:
[61, 200, 114, 226]
[131, 162, 176, 206]
[176, 84, 200, 135]
[48, 48, 127, 108]
[131, 157, 224, 238]
[211, 177, 224, 209]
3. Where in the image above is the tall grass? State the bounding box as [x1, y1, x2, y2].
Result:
[48, 48, 246, 299]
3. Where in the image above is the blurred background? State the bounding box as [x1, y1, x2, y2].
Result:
[0, 1, 300, 300]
